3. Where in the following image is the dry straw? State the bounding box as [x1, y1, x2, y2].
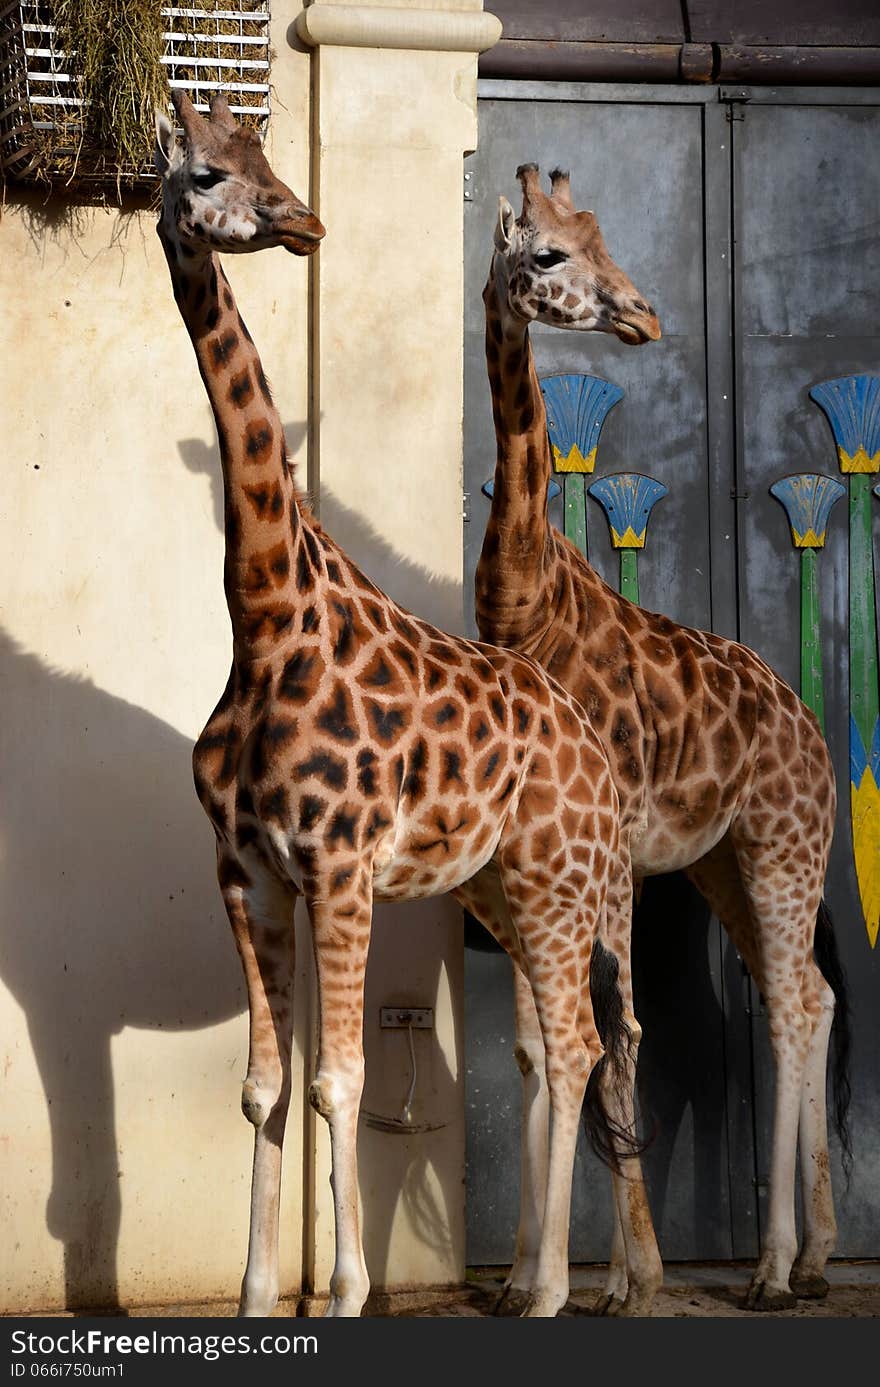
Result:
[0, 0, 271, 194]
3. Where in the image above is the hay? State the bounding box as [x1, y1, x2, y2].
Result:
[53, 0, 166, 172]
[0, 0, 271, 195]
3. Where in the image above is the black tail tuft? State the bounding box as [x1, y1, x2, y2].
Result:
[814, 899, 853, 1184]
[582, 939, 652, 1172]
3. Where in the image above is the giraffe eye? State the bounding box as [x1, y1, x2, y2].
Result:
[533, 248, 566, 270]
[192, 169, 224, 191]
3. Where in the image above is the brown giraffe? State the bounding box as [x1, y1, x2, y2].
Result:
[477, 163, 850, 1315]
[155, 94, 632, 1318]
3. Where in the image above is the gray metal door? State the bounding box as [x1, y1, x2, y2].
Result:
[463, 82, 880, 1266]
[731, 92, 880, 1259]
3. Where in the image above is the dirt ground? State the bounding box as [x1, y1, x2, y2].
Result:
[24, 1262, 877, 1319]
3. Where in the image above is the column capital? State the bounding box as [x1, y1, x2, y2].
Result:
[292, 3, 502, 54]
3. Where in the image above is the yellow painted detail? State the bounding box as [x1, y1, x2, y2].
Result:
[610, 525, 646, 550]
[838, 445, 880, 475]
[851, 769, 880, 949]
[791, 526, 826, 549]
[553, 444, 597, 474]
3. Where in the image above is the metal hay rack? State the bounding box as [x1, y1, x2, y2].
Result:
[0, 1, 271, 188]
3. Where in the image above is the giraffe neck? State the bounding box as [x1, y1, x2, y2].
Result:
[477, 259, 558, 645]
[160, 230, 304, 659]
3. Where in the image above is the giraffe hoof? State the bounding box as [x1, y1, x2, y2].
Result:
[790, 1272, 829, 1300]
[520, 1293, 562, 1318]
[592, 1293, 626, 1317]
[493, 1285, 532, 1316]
[745, 1282, 797, 1312]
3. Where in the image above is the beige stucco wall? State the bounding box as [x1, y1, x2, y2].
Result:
[0, 0, 497, 1313]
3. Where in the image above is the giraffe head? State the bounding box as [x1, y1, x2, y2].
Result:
[492, 163, 660, 345]
[154, 90, 324, 257]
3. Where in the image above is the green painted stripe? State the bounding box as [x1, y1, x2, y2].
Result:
[800, 547, 825, 733]
[850, 474, 880, 751]
[620, 549, 639, 605]
[564, 475, 587, 558]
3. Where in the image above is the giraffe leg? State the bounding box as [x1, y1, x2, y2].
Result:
[593, 1199, 628, 1315]
[453, 871, 546, 1317]
[505, 963, 550, 1314]
[222, 872, 296, 1318]
[592, 863, 661, 1317]
[687, 833, 835, 1309]
[496, 849, 603, 1318]
[696, 832, 821, 1309]
[306, 863, 373, 1318]
[789, 968, 836, 1299]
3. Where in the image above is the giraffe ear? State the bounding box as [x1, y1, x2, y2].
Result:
[494, 195, 517, 252]
[154, 109, 178, 175]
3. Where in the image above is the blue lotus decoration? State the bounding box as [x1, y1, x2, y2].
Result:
[540, 374, 624, 473]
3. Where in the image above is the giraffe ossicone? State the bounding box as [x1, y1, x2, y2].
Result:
[156, 95, 634, 1319]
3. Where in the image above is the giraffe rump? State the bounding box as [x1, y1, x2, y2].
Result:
[582, 939, 650, 1172]
[814, 899, 853, 1182]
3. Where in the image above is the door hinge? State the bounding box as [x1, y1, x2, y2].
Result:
[463, 489, 471, 522]
[725, 105, 746, 123]
[464, 170, 474, 201]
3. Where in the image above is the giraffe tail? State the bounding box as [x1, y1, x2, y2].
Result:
[582, 939, 651, 1172]
[813, 899, 853, 1184]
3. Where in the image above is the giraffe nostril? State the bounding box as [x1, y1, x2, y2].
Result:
[634, 299, 648, 314]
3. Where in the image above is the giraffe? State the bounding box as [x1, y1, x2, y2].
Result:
[155, 93, 632, 1319]
[477, 163, 851, 1315]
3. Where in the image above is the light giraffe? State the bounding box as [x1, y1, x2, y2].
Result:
[156, 94, 631, 1319]
[477, 163, 851, 1315]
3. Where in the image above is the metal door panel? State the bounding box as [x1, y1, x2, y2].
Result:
[733, 100, 880, 1257]
[464, 84, 880, 1271]
[463, 93, 735, 1264]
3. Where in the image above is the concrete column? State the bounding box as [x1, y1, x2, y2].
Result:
[293, 0, 501, 1298]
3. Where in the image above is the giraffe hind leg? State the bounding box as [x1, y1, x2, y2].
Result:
[453, 869, 547, 1318]
[687, 831, 835, 1310]
[584, 858, 661, 1317]
[494, 779, 623, 1319]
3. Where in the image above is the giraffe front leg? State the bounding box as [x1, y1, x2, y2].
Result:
[222, 870, 296, 1319]
[307, 870, 373, 1318]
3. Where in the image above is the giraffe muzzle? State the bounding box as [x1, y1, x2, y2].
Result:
[277, 213, 326, 256]
[611, 314, 662, 346]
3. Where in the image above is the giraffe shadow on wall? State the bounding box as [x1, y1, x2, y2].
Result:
[178, 423, 465, 636]
[0, 627, 245, 1311]
[177, 428, 466, 1292]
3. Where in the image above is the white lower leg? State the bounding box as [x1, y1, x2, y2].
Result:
[507, 1032, 549, 1295]
[525, 1066, 587, 1318]
[310, 1072, 370, 1317]
[600, 1197, 628, 1305]
[793, 1000, 837, 1285]
[748, 1014, 811, 1308]
[600, 1019, 661, 1314]
[238, 1099, 287, 1317]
